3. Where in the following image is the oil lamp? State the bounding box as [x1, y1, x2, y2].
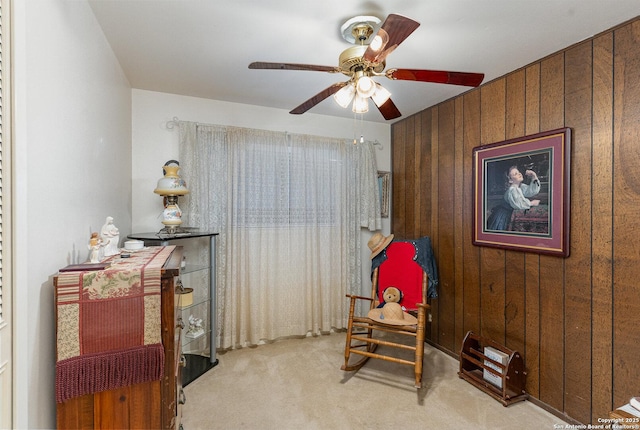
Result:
[154, 160, 189, 234]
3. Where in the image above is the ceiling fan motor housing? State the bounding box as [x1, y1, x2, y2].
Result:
[338, 45, 385, 75]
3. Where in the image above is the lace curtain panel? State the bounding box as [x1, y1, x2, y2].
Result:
[178, 122, 381, 349]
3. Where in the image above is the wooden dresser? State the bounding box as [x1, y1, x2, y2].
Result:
[55, 246, 184, 429]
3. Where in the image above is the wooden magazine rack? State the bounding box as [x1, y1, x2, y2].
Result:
[458, 331, 528, 406]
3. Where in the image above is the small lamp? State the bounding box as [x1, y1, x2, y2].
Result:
[334, 83, 356, 108]
[355, 76, 376, 98]
[352, 93, 369, 113]
[154, 160, 189, 234]
[371, 83, 392, 106]
[368, 29, 389, 55]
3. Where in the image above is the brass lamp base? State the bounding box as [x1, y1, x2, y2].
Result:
[158, 225, 191, 236]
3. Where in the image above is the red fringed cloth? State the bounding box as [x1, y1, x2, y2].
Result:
[55, 245, 176, 403]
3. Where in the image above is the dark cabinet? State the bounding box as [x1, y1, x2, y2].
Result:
[55, 246, 184, 429]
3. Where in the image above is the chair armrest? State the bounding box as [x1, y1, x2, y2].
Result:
[345, 294, 374, 302]
[416, 303, 431, 310]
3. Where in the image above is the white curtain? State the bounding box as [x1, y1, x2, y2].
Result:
[178, 122, 380, 349]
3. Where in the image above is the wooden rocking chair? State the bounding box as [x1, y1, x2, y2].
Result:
[341, 239, 431, 388]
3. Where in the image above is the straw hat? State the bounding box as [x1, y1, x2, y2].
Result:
[367, 232, 394, 259]
[367, 302, 418, 326]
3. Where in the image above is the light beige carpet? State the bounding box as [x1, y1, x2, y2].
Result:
[181, 332, 569, 429]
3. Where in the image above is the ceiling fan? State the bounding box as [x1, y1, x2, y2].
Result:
[249, 13, 484, 120]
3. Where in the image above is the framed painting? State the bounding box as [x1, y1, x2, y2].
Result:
[472, 128, 571, 257]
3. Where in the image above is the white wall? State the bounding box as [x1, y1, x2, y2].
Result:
[13, 1, 132, 427]
[131, 89, 392, 288]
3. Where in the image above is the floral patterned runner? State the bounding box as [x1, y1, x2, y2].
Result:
[55, 245, 175, 403]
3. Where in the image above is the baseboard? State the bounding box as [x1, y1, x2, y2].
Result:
[424, 338, 459, 359]
[526, 397, 580, 425]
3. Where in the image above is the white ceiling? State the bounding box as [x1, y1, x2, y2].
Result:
[88, 0, 640, 124]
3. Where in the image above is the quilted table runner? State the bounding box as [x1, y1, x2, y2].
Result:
[55, 245, 176, 403]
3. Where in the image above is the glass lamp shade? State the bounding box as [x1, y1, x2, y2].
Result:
[355, 76, 376, 98]
[352, 93, 369, 113]
[154, 163, 189, 196]
[371, 83, 392, 106]
[334, 83, 355, 108]
[368, 28, 389, 54]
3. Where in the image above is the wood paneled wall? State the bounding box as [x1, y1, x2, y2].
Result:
[391, 17, 640, 424]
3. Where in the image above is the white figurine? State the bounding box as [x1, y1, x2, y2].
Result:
[186, 315, 204, 338]
[88, 232, 104, 263]
[100, 216, 120, 256]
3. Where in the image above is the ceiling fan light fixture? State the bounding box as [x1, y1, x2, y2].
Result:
[356, 76, 376, 98]
[334, 83, 355, 108]
[368, 29, 389, 53]
[371, 83, 391, 106]
[352, 93, 369, 113]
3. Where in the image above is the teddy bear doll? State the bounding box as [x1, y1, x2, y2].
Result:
[377, 286, 403, 308]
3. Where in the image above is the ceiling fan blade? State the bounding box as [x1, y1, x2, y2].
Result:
[374, 97, 402, 120]
[363, 14, 420, 65]
[388, 68, 484, 87]
[290, 82, 348, 115]
[249, 62, 340, 73]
